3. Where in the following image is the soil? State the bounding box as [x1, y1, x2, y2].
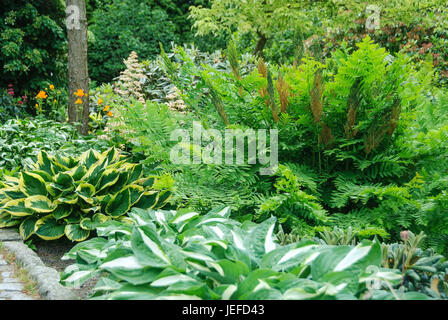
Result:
[32, 238, 99, 300]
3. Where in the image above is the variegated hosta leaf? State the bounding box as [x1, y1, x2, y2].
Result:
[60, 206, 420, 300]
[0, 147, 172, 242]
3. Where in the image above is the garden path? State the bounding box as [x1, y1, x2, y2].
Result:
[0, 230, 36, 300]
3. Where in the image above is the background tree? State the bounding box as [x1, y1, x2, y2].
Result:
[66, 0, 90, 135]
[0, 0, 66, 94]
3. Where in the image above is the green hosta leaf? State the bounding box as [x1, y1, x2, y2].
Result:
[80, 217, 100, 231]
[106, 188, 131, 217]
[20, 172, 47, 196]
[96, 169, 120, 192]
[65, 224, 91, 242]
[76, 183, 96, 204]
[80, 149, 101, 168]
[127, 185, 144, 206]
[55, 194, 79, 205]
[35, 151, 53, 174]
[52, 204, 73, 220]
[127, 164, 143, 184]
[54, 172, 75, 190]
[99, 255, 161, 285]
[32, 170, 53, 183]
[24, 195, 57, 213]
[102, 148, 121, 165]
[69, 165, 87, 181]
[134, 191, 158, 210]
[2, 198, 34, 216]
[155, 190, 172, 207]
[151, 268, 198, 287]
[0, 214, 21, 228]
[131, 224, 171, 268]
[19, 216, 40, 240]
[83, 163, 106, 187]
[2, 188, 27, 200]
[55, 154, 78, 169]
[35, 216, 66, 240]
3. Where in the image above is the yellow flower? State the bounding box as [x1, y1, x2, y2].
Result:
[75, 98, 83, 105]
[36, 91, 48, 99]
[54, 100, 57, 103]
[74, 89, 85, 97]
[49, 85, 55, 90]
[98, 98, 104, 105]
[107, 111, 113, 117]
[35, 104, 39, 108]
[103, 105, 110, 112]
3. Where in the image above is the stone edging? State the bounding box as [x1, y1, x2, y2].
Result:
[0, 228, 78, 300]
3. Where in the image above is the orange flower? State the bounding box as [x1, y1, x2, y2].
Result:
[74, 89, 85, 97]
[75, 98, 83, 104]
[35, 103, 39, 109]
[107, 111, 113, 117]
[49, 85, 55, 90]
[103, 105, 110, 112]
[98, 98, 104, 105]
[36, 91, 48, 99]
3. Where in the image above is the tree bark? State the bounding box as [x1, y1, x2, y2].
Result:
[66, 0, 90, 135]
[253, 31, 267, 57]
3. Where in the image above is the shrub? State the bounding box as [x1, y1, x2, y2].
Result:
[0, 148, 173, 241]
[88, 0, 179, 83]
[0, 0, 66, 94]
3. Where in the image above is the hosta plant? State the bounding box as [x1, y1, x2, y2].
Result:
[0, 148, 172, 241]
[61, 207, 430, 300]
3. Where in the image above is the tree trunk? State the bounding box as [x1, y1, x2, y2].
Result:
[253, 31, 267, 57]
[66, 0, 90, 135]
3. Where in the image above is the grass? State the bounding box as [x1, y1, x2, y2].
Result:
[0, 241, 40, 299]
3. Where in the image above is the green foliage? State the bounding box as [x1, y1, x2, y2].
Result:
[0, 0, 66, 94]
[0, 148, 173, 241]
[0, 117, 110, 172]
[61, 206, 431, 300]
[88, 0, 179, 83]
[0, 87, 30, 123]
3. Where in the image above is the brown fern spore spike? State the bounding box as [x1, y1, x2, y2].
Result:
[310, 69, 323, 123]
[267, 70, 279, 123]
[344, 78, 362, 139]
[276, 73, 290, 114]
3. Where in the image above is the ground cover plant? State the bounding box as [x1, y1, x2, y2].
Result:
[0, 0, 447, 301]
[61, 206, 440, 300]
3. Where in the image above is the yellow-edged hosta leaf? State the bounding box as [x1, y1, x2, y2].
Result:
[35, 151, 53, 174]
[96, 169, 120, 192]
[128, 164, 143, 184]
[69, 165, 87, 181]
[32, 170, 53, 182]
[20, 172, 48, 196]
[127, 185, 144, 206]
[134, 191, 158, 210]
[52, 204, 73, 220]
[65, 224, 90, 242]
[2, 188, 27, 200]
[2, 199, 34, 216]
[105, 188, 131, 217]
[24, 195, 57, 213]
[76, 183, 96, 199]
[19, 216, 40, 240]
[80, 149, 101, 168]
[3, 175, 21, 186]
[155, 190, 172, 208]
[55, 195, 79, 205]
[102, 148, 121, 165]
[35, 216, 65, 240]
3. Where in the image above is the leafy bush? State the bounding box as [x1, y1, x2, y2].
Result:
[88, 0, 179, 83]
[61, 206, 433, 300]
[0, 0, 66, 94]
[0, 148, 173, 241]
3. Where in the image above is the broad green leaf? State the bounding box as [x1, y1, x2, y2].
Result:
[24, 195, 57, 213]
[106, 188, 131, 217]
[65, 224, 91, 242]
